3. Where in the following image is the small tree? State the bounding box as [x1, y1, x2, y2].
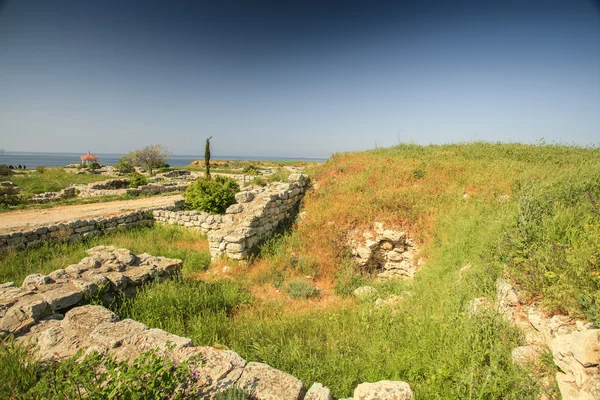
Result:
[129, 145, 171, 176]
[205, 136, 212, 180]
[114, 155, 135, 173]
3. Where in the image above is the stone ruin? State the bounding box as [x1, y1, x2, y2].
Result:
[0, 246, 415, 400]
[467, 278, 600, 400]
[156, 169, 192, 179]
[0, 246, 181, 338]
[208, 173, 309, 259]
[347, 222, 418, 279]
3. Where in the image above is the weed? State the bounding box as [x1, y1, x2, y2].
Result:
[285, 279, 321, 299]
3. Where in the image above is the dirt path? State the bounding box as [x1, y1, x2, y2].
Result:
[0, 195, 183, 234]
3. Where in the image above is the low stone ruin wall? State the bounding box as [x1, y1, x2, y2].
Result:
[0, 246, 182, 338]
[0, 210, 156, 253]
[153, 174, 309, 260]
[347, 222, 418, 279]
[29, 187, 78, 203]
[153, 209, 227, 234]
[156, 170, 191, 179]
[126, 181, 188, 196]
[1, 246, 415, 400]
[208, 174, 309, 259]
[89, 178, 130, 190]
[467, 278, 600, 400]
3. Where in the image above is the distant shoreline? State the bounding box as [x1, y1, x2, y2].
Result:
[0, 151, 327, 168]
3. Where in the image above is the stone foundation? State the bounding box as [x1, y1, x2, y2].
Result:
[0, 210, 157, 253]
[0, 246, 182, 338]
[347, 222, 418, 279]
[0, 246, 414, 400]
[208, 173, 309, 259]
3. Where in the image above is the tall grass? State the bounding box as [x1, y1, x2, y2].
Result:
[0, 225, 211, 285]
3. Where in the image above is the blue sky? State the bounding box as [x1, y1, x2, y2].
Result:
[0, 0, 599, 158]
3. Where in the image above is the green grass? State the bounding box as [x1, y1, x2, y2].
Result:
[112, 278, 252, 348]
[7, 168, 113, 198]
[0, 225, 211, 285]
[4, 142, 595, 399]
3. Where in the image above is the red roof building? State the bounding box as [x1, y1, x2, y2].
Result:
[80, 152, 98, 165]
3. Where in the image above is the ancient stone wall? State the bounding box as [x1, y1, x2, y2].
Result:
[153, 209, 226, 234]
[208, 173, 309, 259]
[153, 174, 309, 260]
[0, 210, 156, 253]
[0, 246, 182, 339]
[1, 246, 414, 400]
[347, 222, 418, 279]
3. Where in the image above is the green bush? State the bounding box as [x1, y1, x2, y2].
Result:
[35, 166, 45, 174]
[114, 157, 135, 173]
[89, 162, 101, 170]
[285, 279, 321, 299]
[0, 164, 13, 176]
[128, 172, 148, 188]
[184, 176, 239, 214]
[0, 184, 21, 208]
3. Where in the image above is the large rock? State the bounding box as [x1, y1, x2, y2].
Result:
[353, 381, 413, 400]
[237, 362, 306, 400]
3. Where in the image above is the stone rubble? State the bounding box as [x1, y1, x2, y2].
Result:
[207, 174, 309, 260]
[1, 246, 414, 400]
[0, 246, 182, 339]
[489, 277, 600, 399]
[347, 222, 418, 279]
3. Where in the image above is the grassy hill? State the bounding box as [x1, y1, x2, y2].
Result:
[3, 142, 599, 398]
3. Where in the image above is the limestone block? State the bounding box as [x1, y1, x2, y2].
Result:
[237, 362, 306, 400]
[235, 191, 255, 203]
[353, 381, 413, 400]
[22, 274, 54, 286]
[305, 383, 333, 400]
[40, 286, 84, 310]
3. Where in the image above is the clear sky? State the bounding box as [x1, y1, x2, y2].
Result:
[0, 0, 599, 158]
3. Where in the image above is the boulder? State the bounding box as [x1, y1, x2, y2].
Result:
[353, 380, 413, 400]
[237, 362, 306, 400]
[305, 383, 333, 400]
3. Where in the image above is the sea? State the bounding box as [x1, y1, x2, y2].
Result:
[0, 151, 327, 168]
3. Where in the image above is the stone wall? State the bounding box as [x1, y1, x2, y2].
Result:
[89, 178, 130, 190]
[0, 210, 156, 253]
[29, 187, 77, 203]
[207, 174, 309, 259]
[467, 279, 600, 399]
[153, 174, 309, 260]
[0, 246, 182, 338]
[347, 222, 418, 279]
[153, 209, 227, 234]
[1, 246, 414, 400]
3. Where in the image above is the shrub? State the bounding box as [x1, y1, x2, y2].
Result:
[0, 183, 21, 208]
[89, 162, 101, 170]
[35, 166, 45, 174]
[128, 172, 148, 188]
[285, 279, 321, 299]
[184, 176, 239, 214]
[0, 164, 13, 176]
[242, 165, 261, 175]
[114, 157, 135, 173]
[333, 260, 364, 296]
